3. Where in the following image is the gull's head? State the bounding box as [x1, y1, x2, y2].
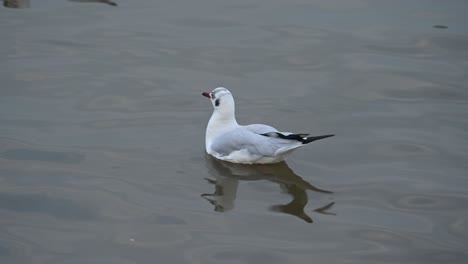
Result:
[202, 87, 234, 111]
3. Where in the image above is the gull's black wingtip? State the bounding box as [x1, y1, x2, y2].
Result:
[260, 132, 335, 144]
[302, 134, 335, 144]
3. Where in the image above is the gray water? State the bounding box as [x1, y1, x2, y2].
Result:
[1, 1, 468, 263]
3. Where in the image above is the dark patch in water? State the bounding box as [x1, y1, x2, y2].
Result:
[3, 0, 30, 8]
[68, 0, 117, 6]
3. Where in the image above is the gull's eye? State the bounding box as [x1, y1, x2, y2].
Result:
[211, 93, 215, 99]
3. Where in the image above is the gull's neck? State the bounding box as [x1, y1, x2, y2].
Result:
[205, 96, 239, 151]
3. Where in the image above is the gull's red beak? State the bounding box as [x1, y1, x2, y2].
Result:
[202, 92, 211, 98]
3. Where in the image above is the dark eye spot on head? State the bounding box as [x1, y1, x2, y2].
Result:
[215, 99, 220, 106]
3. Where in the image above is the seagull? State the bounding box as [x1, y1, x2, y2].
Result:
[202, 87, 334, 164]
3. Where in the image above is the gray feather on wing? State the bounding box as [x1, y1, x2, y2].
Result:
[210, 126, 303, 157]
[244, 124, 278, 134]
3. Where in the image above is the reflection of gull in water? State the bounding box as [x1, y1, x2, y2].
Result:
[202, 155, 335, 223]
[68, 0, 117, 6]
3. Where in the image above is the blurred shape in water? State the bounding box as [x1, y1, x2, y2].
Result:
[68, 0, 117, 7]
[3, 0, 30, 8]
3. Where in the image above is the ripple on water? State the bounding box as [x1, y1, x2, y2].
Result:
[114, 227, 191, 248]
[152, 215, 187, 225]
[341, 48, 468, 103]
[0, 192, 99, 221]
[260, 25, 333, 39]
[381, 85, 467, 102]
[211, 248, 286, 264]
[82, 117, 161, 129]
[393, 193, 467, 211]
[448, 216, 468, 241]
[434, 113, 468, 125]
[183, 244, 288, 264]
[78, 95, 133, 112]
[363, 33, 468, 59]
[2, 148, 84, 164]
[0, 238, 31, 263]
[350, 227, 468, 262]
[350, 228, 412, 253]
[339, 72, 444, 102]
[426, 251, 468, 263]
[429, 35, 468, 56]
[6, 225, 98, 255]
[170, 18, 242, 28]
[370, 142, 434, 157]
[51, 256, 135, 264]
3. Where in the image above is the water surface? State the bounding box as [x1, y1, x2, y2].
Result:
[1, 0, 468, 263]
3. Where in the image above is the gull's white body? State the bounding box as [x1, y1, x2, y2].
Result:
[203, 87, 332, 164]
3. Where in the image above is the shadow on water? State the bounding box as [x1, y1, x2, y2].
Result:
[202, 155, 335, 223]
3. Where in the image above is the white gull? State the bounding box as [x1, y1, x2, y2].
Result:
[202, 87, 334, 164]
